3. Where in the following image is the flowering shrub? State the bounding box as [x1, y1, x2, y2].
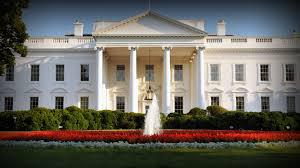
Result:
[0, 130, 300, 144]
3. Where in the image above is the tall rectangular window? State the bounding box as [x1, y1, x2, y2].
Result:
[30, 97, 39, 109]
[5, 65, 14, 81]
[116, 96, 125, 112]
[4, 97, 13, 111]
[174, 65, 183, 81]
[174, 96, 183, 114]
[211, 97, 220, 106]
[261, 96, 270, 112]
[236, 97, 245, 111]
[210, 64, 219, 81]
[260, 64, 269, 81]
[80, 97, 89, 110]
[56, 65, 64, 81]
[286, 64, 295, 81]
[80, 64, 89, 81]
[287, 96, 296, 113]
[55, 97, 64, 109]
[145, 64, 154, 81]
[31, 65, 39, 81]
[116, 65, 125, 81]
[235, 64, 244, 81]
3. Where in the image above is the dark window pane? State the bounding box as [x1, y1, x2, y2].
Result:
[55, 97, 64, 109]
[56, 65, 64, 81]
[31, 65, 39, 81]
[4, 97, 13, 111]
[81, 64, 89, 81]
[30, 97, 39, 109]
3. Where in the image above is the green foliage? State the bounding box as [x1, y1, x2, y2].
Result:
[207, 106, 228, 116]
[0, 0, 29, 75]
[0, 106, 299, 131]
[187, 107, 206, 116]
[167, 111, 183, 117]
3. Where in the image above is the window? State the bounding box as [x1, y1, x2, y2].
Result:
[210, 64, 219, 81]
[261, 96, 270, 112]
[30, 97, 39, 109]
[4, 97, 13, 111]
[174, 65, 183, 81]
[260, 64, 269, 81]
[211, 97, 220, 106]
[285, 64, 295, 81]
[145, 64, 154, 81]
[174, 96, 183, 114]
[55, 97, 64, 109]
[235, 64, 244, 81]
[5, 65, 14, 81]
[80, 64, 89, 81]
[116, 96, 125, 112]
[116, 65, 125, 81]
[56, 65, 64, 81]
[236, 97, 245, 111]
[287, 96, 296, 113]
[80, 97, 89, 110]
[31, 65, 39, 81]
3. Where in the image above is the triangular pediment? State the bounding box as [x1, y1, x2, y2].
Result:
[256, 87, 273, 93]
[93, 10, 206, 37]
[232, 87, 249, 93]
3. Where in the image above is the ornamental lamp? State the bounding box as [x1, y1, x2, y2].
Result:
[145, 85, 154, 100]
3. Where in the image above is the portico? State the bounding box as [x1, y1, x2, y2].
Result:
[94, 45, 205, 113]
[92, 11, 207, 113]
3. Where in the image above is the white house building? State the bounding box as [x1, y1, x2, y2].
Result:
[1, 10, 299, 113]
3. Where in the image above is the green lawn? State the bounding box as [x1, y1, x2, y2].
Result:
[0, 147, 299, 168]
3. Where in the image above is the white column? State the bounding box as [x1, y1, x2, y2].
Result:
[96, 47, 104, 110]
[163, 47, 171, 114]
[196, 47, 206, 109]
[129, 47, 138, 112]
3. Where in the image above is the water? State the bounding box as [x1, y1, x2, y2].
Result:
[143, 94, 161, 136]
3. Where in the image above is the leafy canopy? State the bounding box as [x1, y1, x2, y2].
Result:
[0, 0, 29, 75]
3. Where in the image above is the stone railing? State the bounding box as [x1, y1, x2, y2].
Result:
[25, 37, 95, 49]
[205, 36, 300, 49]
[25, 36, 300, 49]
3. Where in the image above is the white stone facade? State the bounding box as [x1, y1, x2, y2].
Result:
[0, 11, 299, 113]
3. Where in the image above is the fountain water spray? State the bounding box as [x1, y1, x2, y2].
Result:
[143, 94, 161, 135]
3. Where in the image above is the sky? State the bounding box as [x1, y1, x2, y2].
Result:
[22, 0, 300, 36]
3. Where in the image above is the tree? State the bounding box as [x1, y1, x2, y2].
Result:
[0, 0, 29, 75]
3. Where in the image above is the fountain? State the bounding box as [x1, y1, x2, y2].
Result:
[143, 94, 161, 135]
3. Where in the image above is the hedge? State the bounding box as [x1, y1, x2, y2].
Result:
[0, 106, 299, 131]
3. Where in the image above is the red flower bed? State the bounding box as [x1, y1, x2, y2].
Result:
[0, 130, 300, 143]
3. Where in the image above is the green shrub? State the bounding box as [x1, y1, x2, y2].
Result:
[100, 110, 118, 129]
[167, 112, 183, 117]
[207, 105, 228, 116]
[1, 106, 299, 131]
[61, 109, 88, 130]
[187, 107, 206, 116]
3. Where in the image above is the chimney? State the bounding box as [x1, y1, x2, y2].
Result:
[195, 19, 205, 31]
[217, 19, 226, 36]
[74, 20, 84, 36]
